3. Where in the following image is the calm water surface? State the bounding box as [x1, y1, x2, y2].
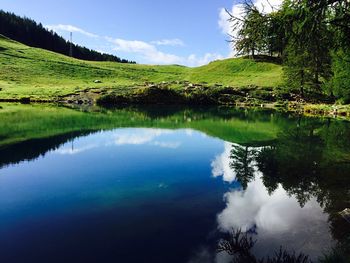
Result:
[0, 105, 349, 262]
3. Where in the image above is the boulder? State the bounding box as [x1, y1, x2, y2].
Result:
[94, 80, 102, 83]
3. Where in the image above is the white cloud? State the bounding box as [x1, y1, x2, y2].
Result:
[255, 0, 283, 14]
[187, 53, 224, 67]
[151, 39, 185, 47]
[218, 4, 245, 36]
[46, 24, 99, 38]
[106, 37, 223, 66]
[218, 0, 283, 35]
[46, 24, 224, 66]
[106, 37, 183, 64]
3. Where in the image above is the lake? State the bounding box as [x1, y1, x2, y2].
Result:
[0, 103, 349, 262]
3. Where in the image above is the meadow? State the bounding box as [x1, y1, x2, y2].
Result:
[0, 35, 283, 101]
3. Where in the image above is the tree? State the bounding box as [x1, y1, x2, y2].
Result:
[266, 11, 286, 57]
[329, 49, 350, 103]
[282, 0, 333, 93]
[327, 1, 350, 102]
[226, 1, 270, 58]
[226, 0, 287, 58]
[224, 0, 350, 100]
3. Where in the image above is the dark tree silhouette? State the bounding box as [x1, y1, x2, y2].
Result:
[230, 145, 257, 190]
[217, 229, 311, 263]
[0, 10, 135, 63]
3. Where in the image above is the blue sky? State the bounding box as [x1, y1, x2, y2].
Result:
[1, 0, 281, 66]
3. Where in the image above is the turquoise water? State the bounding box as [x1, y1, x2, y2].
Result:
[0, 107, 349, 262]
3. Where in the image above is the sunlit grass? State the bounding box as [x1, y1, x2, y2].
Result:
[0, 35, 283, 100]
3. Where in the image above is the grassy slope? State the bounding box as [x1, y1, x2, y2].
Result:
[0, 35, 283, 100]
[189, 58, 282, 87]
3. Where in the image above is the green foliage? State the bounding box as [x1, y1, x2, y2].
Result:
[283, 43, 311, 94]
[329, 49, 350, 103]
[267, 11, 287, 57]
[281, 1, 333, 93]
[227, 0, 350, 102]
[235, 6, 268, 57]
[229, 2, 286, 58]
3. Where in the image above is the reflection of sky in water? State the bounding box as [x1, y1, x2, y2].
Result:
[212, 142, 334, 261]
[0, 129, 335, 262]
[0, 129, 221, 217]
[55, 128, 184, 155]
[0, 128, 226, 263]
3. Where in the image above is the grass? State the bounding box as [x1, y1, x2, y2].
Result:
[0, 35, 283, 101]
[189, 58, 282, 87]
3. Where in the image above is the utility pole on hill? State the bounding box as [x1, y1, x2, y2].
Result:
[69, 32, 73, 57]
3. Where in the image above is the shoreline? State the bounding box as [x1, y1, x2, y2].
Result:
[1, 96, 349, 121]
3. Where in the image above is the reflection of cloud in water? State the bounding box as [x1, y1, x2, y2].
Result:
[184, 129, 194, 137]
[153, 141, 181, 149]
[113, 129, 181, 148]
[211, 142, 236, 183]
[214, 143, 334, 259]
[56, 129, 184, 155]
[218, 175, 328, 234]
[114, 129, 171, 145]
[56, 144, 97, 155]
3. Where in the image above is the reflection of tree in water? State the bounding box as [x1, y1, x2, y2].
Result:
[230, 145, 258, 190]
[255, 127, 323, 208]
[0, 131, 92, 169]
[228, 118, 350, 258]
[217, 229, 311, 263]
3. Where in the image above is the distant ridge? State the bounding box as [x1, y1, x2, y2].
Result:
[0, 10, 135, 63]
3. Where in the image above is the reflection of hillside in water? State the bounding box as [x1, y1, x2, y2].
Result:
[0, 105, 281, 169]
[0, 131, 92, 169]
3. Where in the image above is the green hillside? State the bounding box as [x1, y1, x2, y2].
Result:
[0, 35, 283, 101]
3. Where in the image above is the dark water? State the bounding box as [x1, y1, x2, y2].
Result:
[0, 105, 349, 262]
